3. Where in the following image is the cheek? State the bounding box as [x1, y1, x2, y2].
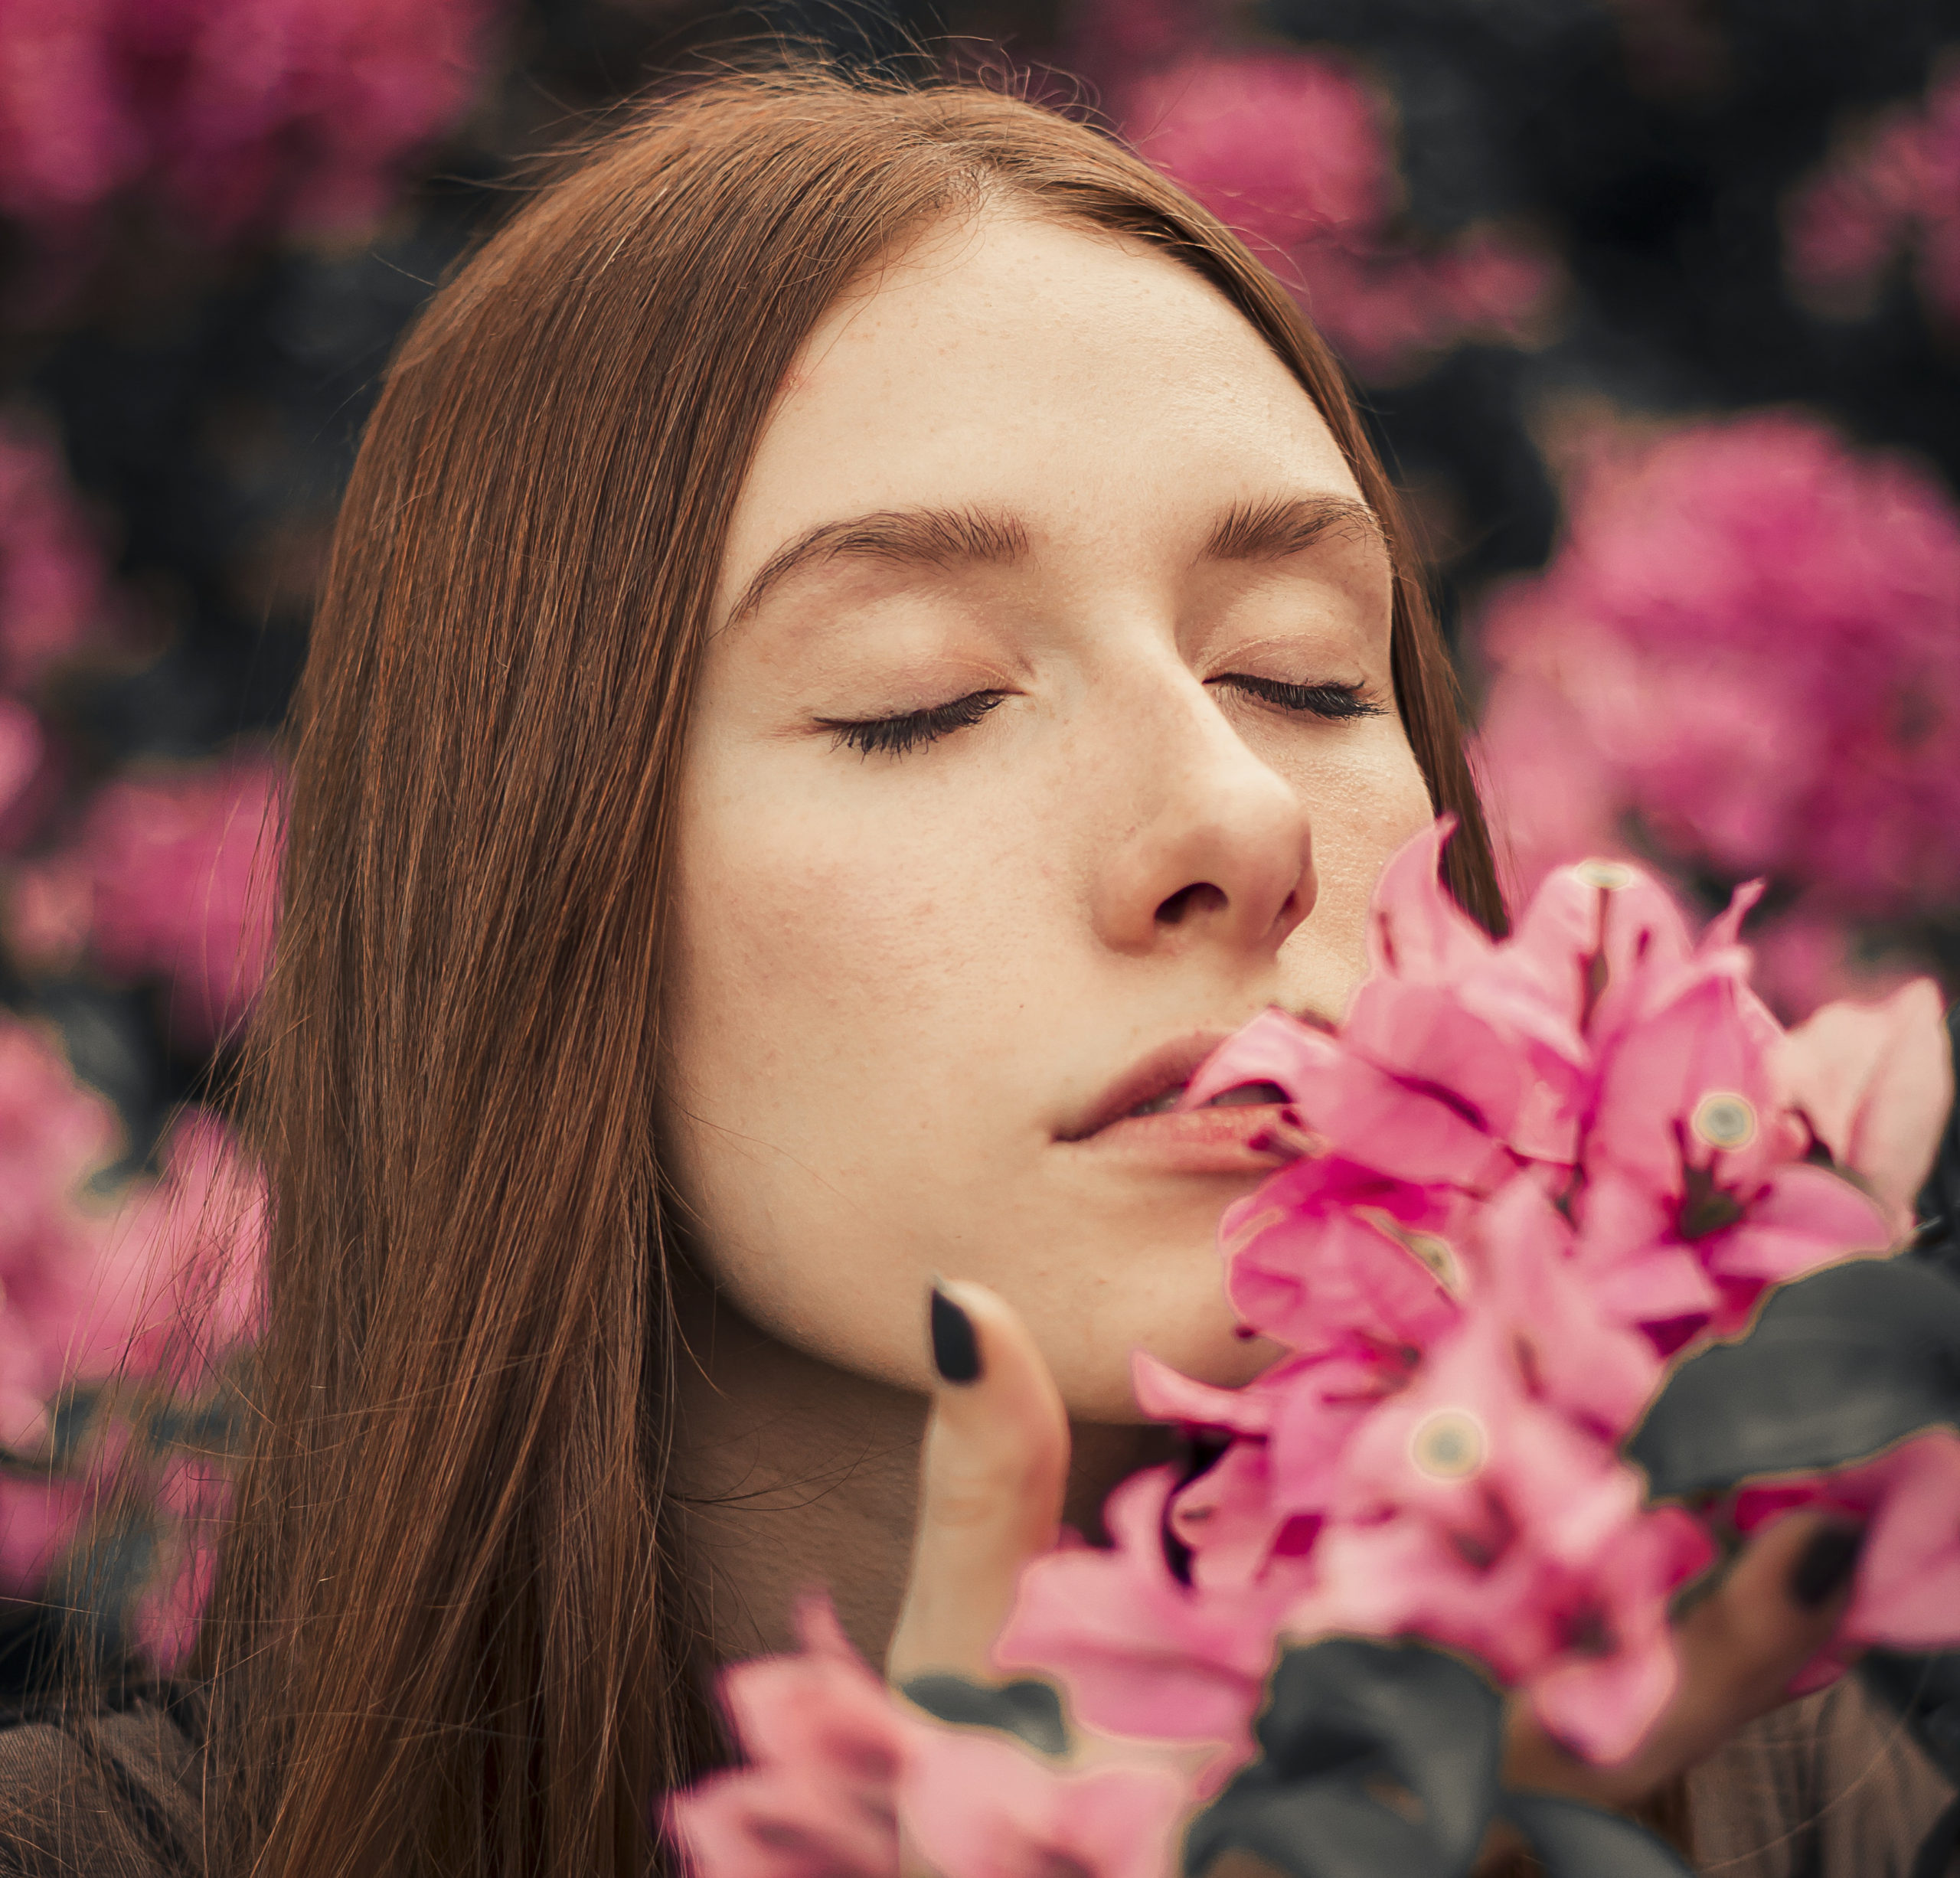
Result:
[1279, 729, 1436, 1012]
[658, 748, 1054, 1360]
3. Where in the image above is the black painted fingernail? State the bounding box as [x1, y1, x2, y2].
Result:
[1790, 1522, 1864, 1609]
[929, 1285, 981, 1385]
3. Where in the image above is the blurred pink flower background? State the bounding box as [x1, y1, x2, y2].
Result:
[0, 0, 498, 1668]
[0, 0, 495, 260]
[1053, 1, 1560, 381]
[1473, 410, 1960, 1016]
[1786, 61, 1960, 330]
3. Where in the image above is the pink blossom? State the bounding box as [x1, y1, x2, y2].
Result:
[1065, 831, 1936, 1767]
[1573, 965, 1893, 1347]
[1292, 1315, 1713, 1763]
[1786, 67, 1960, 329]
[130, 1530, 217, 1674]
[0, 0, 494, 257]
[1733, 1430, 1960, 1678]
[10, 753, 283, 1049]
[1112, 52, 1558, 381]
[668, 1596, 1187, 1878]
[1213, 1151, 1465, 1354]
[0, 1016, 122, 1439]
[1462, 1174, 1663, 1441]
[995, 1468, 1291, 1762]
[1473, 413, 1960, 920]
[0, 413, 116, 694]
[109, 1106, 265, 1386]
[1122, 54, 1392, 256]
[1774, 977, 1954, 1233]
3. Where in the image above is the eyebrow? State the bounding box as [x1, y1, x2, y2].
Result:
[1202, 492, 1388, 562]
[724, 490, 1386, 626]
[725, 506, 1031, 627]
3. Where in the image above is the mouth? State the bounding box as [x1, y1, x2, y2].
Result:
[1059, 1031, 1292, 1144]
[1119, 1080, 1288, 1121]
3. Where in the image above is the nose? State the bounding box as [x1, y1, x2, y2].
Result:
[1090, 673, 1318, 958]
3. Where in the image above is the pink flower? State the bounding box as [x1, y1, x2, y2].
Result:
[0, 1016, 122, 1439]
[1213, 1151, 1465, 1354]
[11, 753, 283, 1049]
[0, 413, 117, 694]
[1293, 1314, 1712, 1762]
[1774, 977, 1954, 1234]
[1574, 964, 1893, 1347]
[109, 1106, 265, 1387]
[1786, 66, 1960, 330]
[668, 1596, 1187, 1878]
[1733, 1430, 1960, 1679]
[1122, 53, 1392, 256]
[1473, 413, 1960, 919]
[1110, 51, 1558, 382]
[995, 1468, 1291, 1762]
[0, 0, 495, 273]
[1063, 830, 1932, 1769]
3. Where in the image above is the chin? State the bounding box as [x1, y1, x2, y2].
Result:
[1048, 1274, 1284, 1423]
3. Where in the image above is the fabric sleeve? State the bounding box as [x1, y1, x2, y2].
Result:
[1688, 1676, 1958, 1878]
[0, 1702, 201, 1878]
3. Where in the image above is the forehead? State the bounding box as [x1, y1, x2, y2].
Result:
[719, 211, 1365, 598]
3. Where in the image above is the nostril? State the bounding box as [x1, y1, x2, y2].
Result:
[1156, 883, 1227, 926]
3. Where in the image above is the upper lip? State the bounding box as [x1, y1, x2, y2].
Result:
[1060, 1030, 1244, 1141]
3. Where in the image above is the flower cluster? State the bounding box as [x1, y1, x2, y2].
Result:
[0, 415, 277, 1664]
[995, 828, 1949, 1769]
[668, 1599, 1189, 1878]
[1785, 63, 1960, 330]
[1109, 50, 1558, 381]
[1472, 411, 1960, 1012]
[9, 753, 283, 1051]
[0, 1029, 260, 1632]
[0, 0, 493, 255]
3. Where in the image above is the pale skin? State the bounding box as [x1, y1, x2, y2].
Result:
[662, 207, 1854, 1818]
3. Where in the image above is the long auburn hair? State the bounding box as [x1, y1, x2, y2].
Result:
[191, 64, 1506, 1878]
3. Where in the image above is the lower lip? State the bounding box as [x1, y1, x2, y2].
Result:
[1060, 1103, 1294, 1175]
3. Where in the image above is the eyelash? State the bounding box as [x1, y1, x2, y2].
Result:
[819, 674, 1385, 759]
[1211, 674, 1388, 720]
[821, 691, 1008, 756]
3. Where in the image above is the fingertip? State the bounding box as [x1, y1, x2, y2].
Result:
[1785, 1518, 1865, 1612]
[929, 1282, 982, 1386]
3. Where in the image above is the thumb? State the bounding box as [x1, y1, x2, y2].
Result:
[884, 1279, 1070, 1686]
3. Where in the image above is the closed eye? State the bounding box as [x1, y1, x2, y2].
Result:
[1210, 674, 1387, 720]
[818, 690, 1008, 757]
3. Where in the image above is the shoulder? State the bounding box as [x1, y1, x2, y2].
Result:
[1689, 1674, 1956, 1878]
[0, 1690, 202, 1878]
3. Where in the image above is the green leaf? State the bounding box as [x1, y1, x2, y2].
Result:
[1627, 1259, 1960, 1499]
[1502, 1794, 1694, 1878]
[1185, 1638, 1502, 1878]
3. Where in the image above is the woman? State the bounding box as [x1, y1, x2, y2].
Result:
[0, 64, 1946, 1878]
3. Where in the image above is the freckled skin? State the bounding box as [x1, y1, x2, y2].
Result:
[663, 211, 1434, 1423]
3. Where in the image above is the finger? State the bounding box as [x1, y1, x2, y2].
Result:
[1506, 1507, 1863, 1806]
[884, 1279, 1070, 1687]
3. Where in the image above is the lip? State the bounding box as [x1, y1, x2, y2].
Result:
[1057, 1030, 1292, 1175]
[1059, 1032, 1236, 1142]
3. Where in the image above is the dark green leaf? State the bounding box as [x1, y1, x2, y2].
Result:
[1501, 1794, 1694, 1878]
[1185, 1638, 1503, 1878]
[898, 1673, 1069, 1757]
[1627, 1260, 1960, 1499]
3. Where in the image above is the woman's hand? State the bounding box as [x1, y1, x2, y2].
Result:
[886, 1279, 1863, 1810]
[1504, 1508, 1860, 1805]
[886, 1280, 1070, 1687]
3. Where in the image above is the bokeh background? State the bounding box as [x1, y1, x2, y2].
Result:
[0, 0, 1955, 1680]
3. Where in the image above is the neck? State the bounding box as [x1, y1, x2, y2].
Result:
[671, 1273, 1171, 1667]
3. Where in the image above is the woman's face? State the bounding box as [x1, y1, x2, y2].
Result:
[664, 211, 1434, 1419]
